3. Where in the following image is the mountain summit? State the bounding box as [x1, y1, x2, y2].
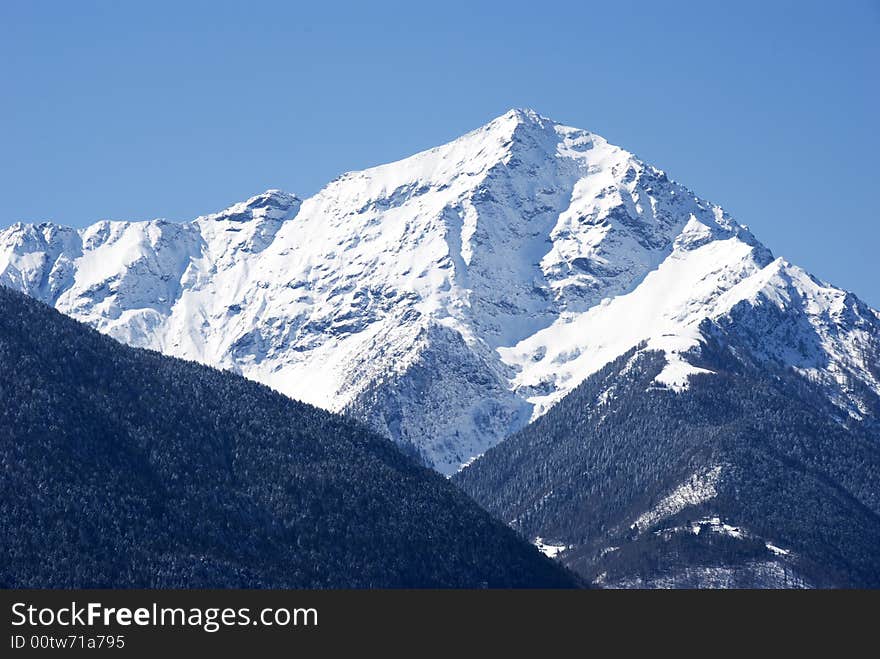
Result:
[2, 110, 879, 473]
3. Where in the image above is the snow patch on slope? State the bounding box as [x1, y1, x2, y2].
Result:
[632, 466, 723, 532]
[499, 233, 769, 417]
[533, 537, 568, 559]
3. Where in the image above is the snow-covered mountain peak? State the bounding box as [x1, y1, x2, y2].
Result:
[197, 189, 301, 223]
[499, 106, 548, 123]
[1, 111, 877, 473]
[313, 108, 606, 213]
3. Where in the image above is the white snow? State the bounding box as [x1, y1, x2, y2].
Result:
[499, 235, 764, 416]
[765, 542, 791, 556]
[533, 537, 568, 559]
[633, 466, 723, 532]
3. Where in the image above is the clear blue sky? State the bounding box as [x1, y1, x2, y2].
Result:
[1, 1, 878, 305]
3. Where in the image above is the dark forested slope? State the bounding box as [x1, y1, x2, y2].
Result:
[454, 329, 880, 588]
[0, 286, 576, 588]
